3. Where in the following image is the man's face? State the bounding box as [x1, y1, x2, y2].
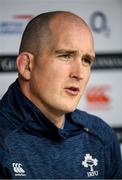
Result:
[29, 23, 95, 115]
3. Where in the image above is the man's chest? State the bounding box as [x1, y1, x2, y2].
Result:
[4, 132, 105, 179]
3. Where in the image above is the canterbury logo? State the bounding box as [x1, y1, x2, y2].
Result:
[12, 163, 26, 176]
[86, 86, 110, 103]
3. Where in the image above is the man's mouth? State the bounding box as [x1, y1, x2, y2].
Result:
[64, 87, 80, 96]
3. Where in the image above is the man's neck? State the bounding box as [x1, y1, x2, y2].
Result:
[19, 80, 66, 128]
[41, 109, 65, 128]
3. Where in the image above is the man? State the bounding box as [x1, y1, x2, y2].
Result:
[0, 11, 122, 179]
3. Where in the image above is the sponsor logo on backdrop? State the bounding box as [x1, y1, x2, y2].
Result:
[85, 85, 111, 110]
[92, 54, 122, 70]
[13, 15, 33, 20]
[0, 14, 33, 34]
[0, 55, 17, 72]
[90, 11, 110, 37]
[0, 21, 24, 34]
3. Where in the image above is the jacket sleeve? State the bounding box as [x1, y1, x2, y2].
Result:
[105, 130, 122, 179]
[0, 124, 11, 179]
[111, 133, 122, 179]
[0, 139, 6, 178]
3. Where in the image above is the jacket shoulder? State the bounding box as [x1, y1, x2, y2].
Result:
[74, 109, 117, 145]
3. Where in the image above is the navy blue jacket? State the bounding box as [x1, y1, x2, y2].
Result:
[0, 80, 122, 179]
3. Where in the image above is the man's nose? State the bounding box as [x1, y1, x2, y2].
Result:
[69, 60, 85, 81]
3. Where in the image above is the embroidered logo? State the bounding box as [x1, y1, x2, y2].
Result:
[82, 154, 98, 177]
[12, 163, 26, 176]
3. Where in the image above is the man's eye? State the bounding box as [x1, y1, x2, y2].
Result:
[59, 54, 71, 60]
[82, 58, 93, 66]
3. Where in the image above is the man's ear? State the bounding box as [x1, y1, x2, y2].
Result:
[16, 52, 34, 80]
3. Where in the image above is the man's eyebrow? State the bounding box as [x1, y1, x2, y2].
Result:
[83, 53, 95, 62]
[55, 49, 76, 54]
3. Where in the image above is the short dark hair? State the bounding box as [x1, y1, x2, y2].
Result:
[19, 11, 57, 55]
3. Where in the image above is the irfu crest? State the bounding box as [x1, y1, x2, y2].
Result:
[82, 154, 98, 177]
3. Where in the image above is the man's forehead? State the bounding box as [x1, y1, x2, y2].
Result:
[49, 12, 88, 31]
[50, 30, 95, 56]
[49, 18, 93, 46]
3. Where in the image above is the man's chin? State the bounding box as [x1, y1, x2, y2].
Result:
[63, 106, 77, 114]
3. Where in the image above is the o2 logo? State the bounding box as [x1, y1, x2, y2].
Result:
[90, 11, 110, 37]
